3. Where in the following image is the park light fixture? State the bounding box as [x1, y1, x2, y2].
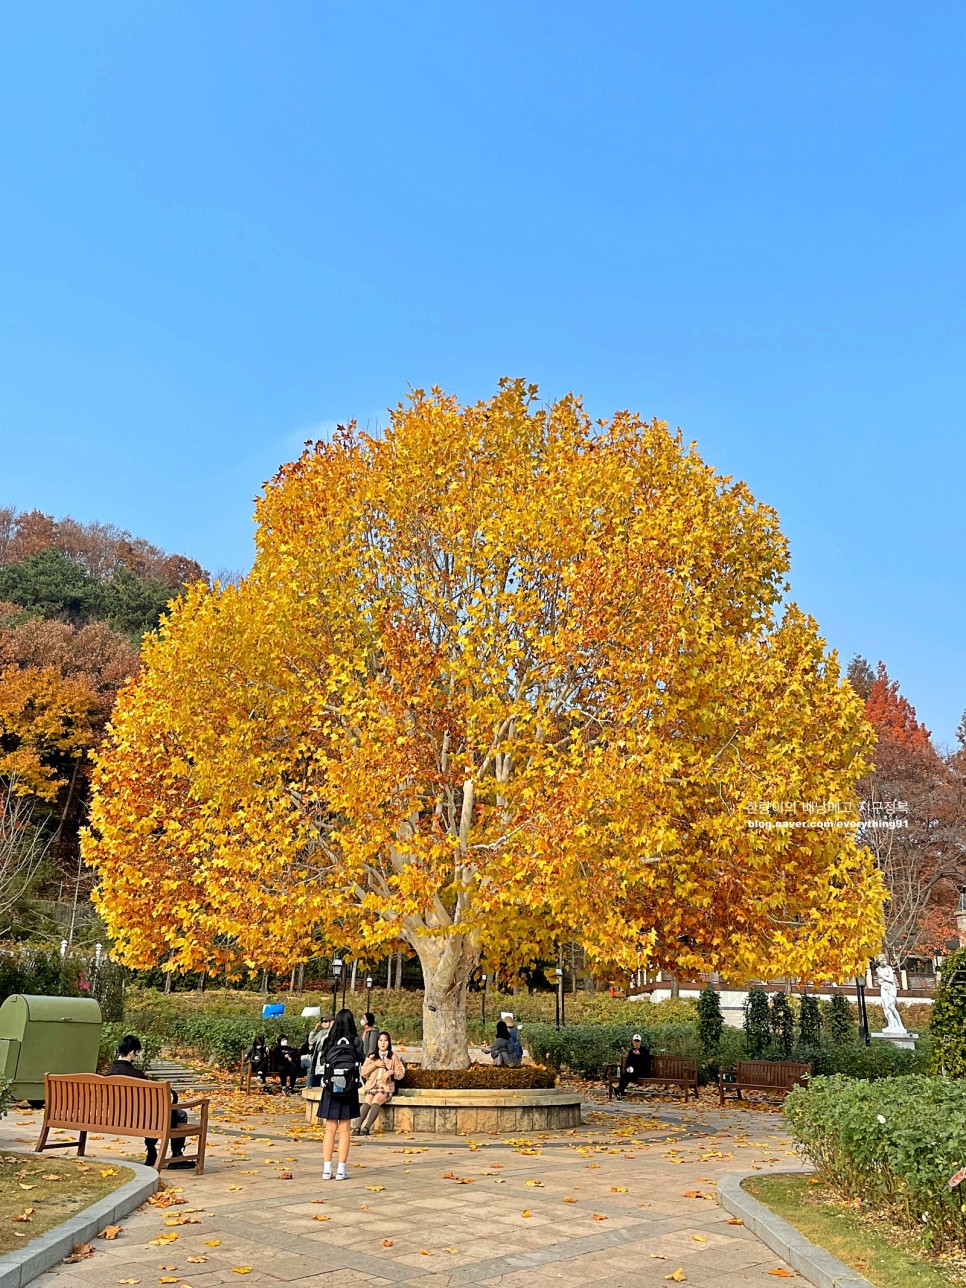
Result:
[480, 972, 488, 1026]
[330, 956, 343, 1015]
[554, 967, 565, 1029]
[60, 939, 68, 959]
[95, 943, 102, 966]
[366, 974, 373, 1009]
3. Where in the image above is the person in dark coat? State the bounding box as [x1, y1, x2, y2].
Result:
[482, 1020, 521, 1067]
[316, 1009, 365, 1181]
[614, 1034, 651, 1099]
[271, 1033, 300, 1094]
[361, 1012, 379, 1059]
[245, 1034, 270, 1088]
[105, 1034, 188, 1168]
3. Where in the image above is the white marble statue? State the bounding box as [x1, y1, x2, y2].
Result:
[876, 960, 907, 1034]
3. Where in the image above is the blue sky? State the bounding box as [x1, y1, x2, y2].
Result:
[0, 3, 963, 744]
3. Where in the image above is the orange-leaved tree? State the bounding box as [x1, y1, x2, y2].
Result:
[86, 381, 885, 1066]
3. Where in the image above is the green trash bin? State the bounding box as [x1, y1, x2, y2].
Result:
[0, 994, 103, 1106]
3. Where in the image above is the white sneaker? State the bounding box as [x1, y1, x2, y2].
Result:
[322, 1168, 333, 1181]
[335, 1169, 347, 1181]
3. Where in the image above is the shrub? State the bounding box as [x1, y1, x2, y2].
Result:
[770, 993, 794, 1059]
[930, 946, 966, 1077]
[793, 1038, 930, 1080]
[0, 1078, 13, 1118]
[523, 1020, 745, 1083]
[785, 1074, 966, 1252]
[402, 1065, 556, 1089]
[0, 945, 83, 1002]
[798, 994, 821, 1047]
[743, 988, 771, 1057]
[824, 993, 855, 1045]
[696, 985, 723, 1059]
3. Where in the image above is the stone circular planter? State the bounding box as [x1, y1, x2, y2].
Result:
[301, 1085, 582, 1134]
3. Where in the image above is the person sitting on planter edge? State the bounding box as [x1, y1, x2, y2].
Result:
[502, 1012, 524, 1063]
[483, 1020, 522, 1067]
[355, 1031, 406, 1135]
[105, 1033, 190, 1169]
[613, 1033, 651, 1100]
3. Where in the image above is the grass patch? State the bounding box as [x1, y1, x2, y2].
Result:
[745, 1173, 966, 1288]
[0, 1151, 134, 1256]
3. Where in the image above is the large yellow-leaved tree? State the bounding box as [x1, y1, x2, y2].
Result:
[86, 380, 885, 1066]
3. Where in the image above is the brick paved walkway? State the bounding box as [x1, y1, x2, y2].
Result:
[1, 1094, 803, 1285]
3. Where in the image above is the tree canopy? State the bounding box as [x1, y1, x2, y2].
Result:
[87, 381, 886, 1066]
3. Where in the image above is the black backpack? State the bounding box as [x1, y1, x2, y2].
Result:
[320, 1037, 361, 1097]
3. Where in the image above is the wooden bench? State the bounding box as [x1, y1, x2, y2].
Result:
[606, 1055, 699, 1102]
[718, 1060, 811, 1105]
[35, 1073, 210, 1175]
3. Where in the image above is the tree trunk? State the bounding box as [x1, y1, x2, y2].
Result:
[413, 933, 480, 1069]
[393, 952, 403, 991]
[350, 960, 358, 993]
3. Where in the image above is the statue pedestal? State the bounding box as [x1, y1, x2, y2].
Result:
[872, 1030, 918, 1052]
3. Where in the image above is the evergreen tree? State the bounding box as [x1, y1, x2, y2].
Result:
[798, 993, 822, 1047]
[826, 992, 855, 1045]
[697, 983, 724, 1058]
[0, 548, 102, 623]
[770, 992, 794, 1058]
[846, 654, 875, 702]
[930, 947, 966, 1077]
[743, 987, 771, 1057]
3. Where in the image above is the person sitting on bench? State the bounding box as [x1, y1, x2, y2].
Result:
[614, 1034, 651, 1100]
[105, 1033, 191, 1168]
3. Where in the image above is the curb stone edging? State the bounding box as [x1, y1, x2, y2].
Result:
[717, 1168, 874, 1288]
[0, 1161, 158, 1288]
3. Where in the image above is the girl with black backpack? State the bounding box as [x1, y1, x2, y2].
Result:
[315, 1008, 365, 1181]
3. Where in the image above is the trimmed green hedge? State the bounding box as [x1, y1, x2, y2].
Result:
[403, 1065, 556, 1089]
[523, 1022, 745, 1081]
[785, 1074, 966, 1252]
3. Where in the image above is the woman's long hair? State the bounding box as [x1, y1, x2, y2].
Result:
[324, 1008, 358, 1049]
[495, 1020, 509, 1040]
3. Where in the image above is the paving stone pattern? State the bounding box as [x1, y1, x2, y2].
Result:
[1, 1097, 803, 1286]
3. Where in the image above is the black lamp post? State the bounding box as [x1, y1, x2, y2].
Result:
[555, 967, 565, 1029]
[330, 956, 343, 1017]
[366, 974, 373, 1011]
[481, 974, 487, 1028]
[855, 976, 871, 1046]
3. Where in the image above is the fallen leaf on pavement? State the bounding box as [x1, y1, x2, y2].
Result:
[665, 1272, 687, 1283]
[726, 1217, 744, 1225]
[593, 1213, 607, 1221]
[382, 1239, 393, 1247]
[100, 1225, 123, 1239]
[64, 1243, 95, 1263]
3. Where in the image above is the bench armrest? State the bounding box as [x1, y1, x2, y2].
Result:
[175, 1097, 210, 1110]
[602, 1064, 618, 1079]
